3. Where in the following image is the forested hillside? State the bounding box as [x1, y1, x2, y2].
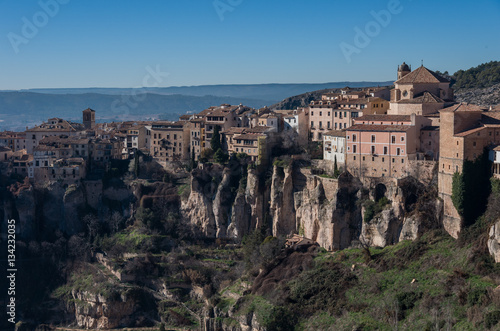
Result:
[453, 61, 500, 89]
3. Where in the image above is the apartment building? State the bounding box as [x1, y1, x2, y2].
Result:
[25, 117, 85, 153]
[437, 103, 500, 237]
[323, 130, 346, 165]
[150, 122, 190, 163]
[308, 104, 335, 141]
[345, 114, 432, 178]
[0, 131, 26, 152]
[224, 126, 275, 164]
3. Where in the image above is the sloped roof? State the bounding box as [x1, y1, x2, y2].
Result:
[439, 103, 486, 112]
[324, 130, 346, 137]
[347, 124, 412, 132]
[395, 66, 450, 84]
[234, 134, 265, 141]
[481, 112, 500, 125]
[454, 126, 486, 137]
[356, 114, 411, 122]
[396, 91, 444, 104]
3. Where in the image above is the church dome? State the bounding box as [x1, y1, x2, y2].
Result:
[399, 62, 410, 72]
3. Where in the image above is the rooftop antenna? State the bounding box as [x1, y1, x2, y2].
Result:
[421, 59, 424, 66]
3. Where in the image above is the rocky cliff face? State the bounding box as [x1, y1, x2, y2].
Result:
[228, 168, 265, 239]
[454, 83, 500, 106]
[1, 179, 135, 241]
[71, 290, 137, 329]
[270, 165, 296, 237]
[181, 164, 222, 238]
[360, 177, 443, 247]
[183, 162, 443, 251]
[181, 162, 270, 241]
[488, 220, 500, 263]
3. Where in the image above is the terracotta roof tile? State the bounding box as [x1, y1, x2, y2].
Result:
[395, 66, 450, 84]
[455, 126, 486, 137]
[324, 130, 346, 137]
[396, 91, 444, 104]
[440, 103, 486, 112]
[356, 114, 411, 122]
[347, 124, 412, 132]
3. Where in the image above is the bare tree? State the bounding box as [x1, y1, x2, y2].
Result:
[83, 214, 100, 242]
[109, 211, 124, 234]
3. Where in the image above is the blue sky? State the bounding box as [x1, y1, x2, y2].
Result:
[0, 0, 499, 90]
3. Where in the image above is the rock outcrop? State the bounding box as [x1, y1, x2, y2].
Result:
[270, 165, 296, 237]
[183, 159, 442, 250]
[488, 220, 500, 263]
[295, 173, 362, 250]
[71, 290, 136, 329]
[183, 163, 268, 241]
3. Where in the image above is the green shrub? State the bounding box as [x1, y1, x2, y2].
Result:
[452, 171, 465, 216]
[261, 306, 297, 331]
[273, 158, 289, 168]
[466, 288, 488, 306]
[485, 310, 500, 329]
[491, 178, 500, 195]
[214, 149, 229, 164]
[396, 291, 422, 311]
[288, 262, 356, 316]
[363, 197, 390, 223]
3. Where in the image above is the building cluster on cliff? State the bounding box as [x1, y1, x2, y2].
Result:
[1, 62, 500, 237]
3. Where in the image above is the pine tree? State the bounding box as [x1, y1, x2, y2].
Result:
[134, 153, 140, 178]
[211, 125, 222, 152]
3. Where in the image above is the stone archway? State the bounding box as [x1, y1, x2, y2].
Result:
[375, 183, 387, 202]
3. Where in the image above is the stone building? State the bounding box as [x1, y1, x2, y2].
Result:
[25, 117, 85, 153]
[323, 130, 346, 165]
[345, 114, 432, 178]
[82, 108, 96, 130]
[389, 64, 454, 116]
[437, 103, 500, 238]
[150, 122, 190, 163]
[0, 131, 26, 152]
[224, 126, 275, 164]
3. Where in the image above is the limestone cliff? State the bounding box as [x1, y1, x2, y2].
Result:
[181, 164, 221, 238]
[71, 290, 137, 329]
[294, 172, 362, 250]
[488, 220, 500, 263]
[270, 165, 296, 237]
[183, 161, 443, 251]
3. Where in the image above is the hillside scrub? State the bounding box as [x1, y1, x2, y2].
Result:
[228, 230, 500, 330]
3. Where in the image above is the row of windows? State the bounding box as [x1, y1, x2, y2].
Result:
[153, 133, 179, 140]
[348, 145, 404, 155]
[235, 147, 256, 154]
[353, 155, 404, 163]
[311, 111, 351, 118]
[348, 135, 405, 143]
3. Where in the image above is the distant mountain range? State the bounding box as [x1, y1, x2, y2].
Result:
[7, 81, 393, 101]
[0, 81, 392, 131]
